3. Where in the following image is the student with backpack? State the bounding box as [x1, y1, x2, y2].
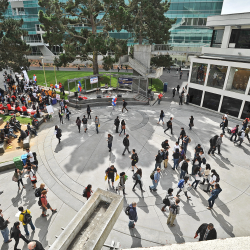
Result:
[105, 165, 117, 188]
[230, 125, 239, 142]
[161, 188, 176, 212]
[164, 117, 173, 135]
[12, 221, 30, 250]
[119, 119, 126, 136]
[207, 184, 222, 210]
[234, 129, 245, 146]
[157, 110, 165, 125]
[132, 168, 145, 192]
[204, 169, 219, 193]
[176, 176, 191, 199]
[18, 207, 35, 236]
[208, 135, 219, 155]
[0, 209, 12, 243]
[82, 115, 88, 133]
[130, 149, 139, 172]
[161, 139, 169, 150]
[163, 147, 169, 168]
[167, 198, 180, 226]
[122, 134, 130, 155]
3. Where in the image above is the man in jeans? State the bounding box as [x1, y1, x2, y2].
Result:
[122, 134, 130, 155]
[128, 202, 138, 228]
[94, 116, 100, 134]
[149, 167, 161, 191]
[182, 135, 189, 154]
[0, 209, 12, 243]
[180, 159, 190, 179]
[167, 198, 180, 226]
[154, 150, 163, 170]
[18, 207, 35, 236]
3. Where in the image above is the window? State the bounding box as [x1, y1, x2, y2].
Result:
[229, 29, 240, 44]
[30, 46, 42, 56]
[188, 88, 203, 106]
[203, 92, 221, 111]
[36, 24, 40, 31]
[241, 101, 250, 119]
[226, 67, 250, 94]
[220, 96, 242, 118]
[23, 34, 42, 43]
[229, 29, 250, 49]
[207, 65, 228, 89]
[211, 30, 224, 48]
[12, 8, 17, 15]
[18, 8, 25, 15]
[190, 63, 208, 85]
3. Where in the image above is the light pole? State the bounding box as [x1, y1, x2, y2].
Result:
[40, 56, 47, 87]
[54, 56, 58, 85]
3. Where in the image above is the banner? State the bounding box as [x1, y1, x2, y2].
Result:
[90, 76, 98, 84]
[56, 94, 60, 100]
[46, 105, 54, 114]
[118, 77, 133, 85]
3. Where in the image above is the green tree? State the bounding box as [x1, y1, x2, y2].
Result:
[0, 0, 30, 72]
[127, 0, 175, 45]
[151, 54, 173, 68]
[38, 0, 128, 75]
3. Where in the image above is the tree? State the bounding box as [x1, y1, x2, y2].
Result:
[151, 55, 173, 68]
[0, 0, 30, 72]
[38, 0, 129, 75]
[127, 0, 176, 45]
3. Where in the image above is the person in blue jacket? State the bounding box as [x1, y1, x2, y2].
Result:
[207, 184, 222, 210]
[128, 202, 138, 228]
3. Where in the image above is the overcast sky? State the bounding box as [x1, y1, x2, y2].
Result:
[222, 0, 250, 14]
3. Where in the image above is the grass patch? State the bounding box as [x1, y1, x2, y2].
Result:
[0, 114, 32, 124]
[148, 78, 164, 92]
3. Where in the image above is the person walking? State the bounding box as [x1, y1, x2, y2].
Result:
[172, 148, 180, 170]
[55, 125, 62, 143]
[154, 150, 163, 170]
[122, 99, 128, 113]
[105, 165, 117, 188]
[83, 185, 93, 200]
[119, 119, 126, 136]
[76, 117, 81, 133]
[167, 198, 180, 226]
[182, 135, 189, 154]
[191, 166, 202, 190]
[207, 184, 222, 210]
[176, 176, 191, 199]
[158, 93, 163, 104]
[177, 127, 186, 145]
[164, 117, 173, 135]
[28, 241, 45, 250]
[114, 116, 120, 133]
[149, 167, 161, 191]
[189, 116, 194, 130]
[18, 207, 35, 236]
[13, 168, 25, 190]
[107, 134, 113, 152]
[87, 105, 91, 119]
[208, 135, 219, 155]
[122, 134, 130, 155]
[245, 125, 250, 142]
[130, 149, 139, 172]
[82, 115, 88, 133]
[161, 188, 175, 212]
[60, 99, 65, 112]
[12, 221, 30, 250]
[132, 168, 145, 192]
[157, 110, 165, 125]
[180, 158, 190, 179]
[200, 164, 211, 185]
[214, 133, 223, 155]
[118, 172, 127, 195]
[230, 125, 239, 141]
[40, 190, 57, 217]
[27, 167, 37, 189]
[179, 71, 183, 79]
[221, 116, 228, 134]
[0, 209, 12, 243]
[179, 93, 183, 105]
[234, 129, 245, 146]
[95, 116, 100, 134]
[58, 110, 63, 124]
[177, 85, 180, 93]
[65, 106, 70, 121]
[195, 223, 217, 241]
[128, 202, 137, 228]
[172, 88, 176, 97]
[204, 169, 219, 193]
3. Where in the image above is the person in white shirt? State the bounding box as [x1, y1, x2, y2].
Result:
[27, 167, 37, 189]
[173, 142, 180, 153]
[162, 188, 176, 212]
[204, 169, 218, 193]
[26, 148, 34, 163]
[176, 176, 191, 199]
[234, 130, 245, 146]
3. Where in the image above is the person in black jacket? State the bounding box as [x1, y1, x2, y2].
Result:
[12, 221, 30, 250]
[208, 136, 219, 155]
[0, 209, 12, 243]
[122, 99, 128, 113]
[154, 150, 163, 170]
[122, 134, 130, 155]
[177, 127, 186, 145]
[114, 116, 120, 133]
[128, 202, 137, 228]
[180, 159, 190, 179]
[222, 117, 228, 134]
[195, 223, 217, 241]
[164, 117, 173, 135]
[28, 240, 45, 250]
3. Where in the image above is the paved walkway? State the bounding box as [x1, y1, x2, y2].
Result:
[1, 71, 250, 249]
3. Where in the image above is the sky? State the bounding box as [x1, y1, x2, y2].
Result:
[221, 0, 250, 14]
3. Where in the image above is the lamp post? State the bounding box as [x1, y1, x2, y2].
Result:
[40, 56, 47, 87]
[54, 56, 58, 85]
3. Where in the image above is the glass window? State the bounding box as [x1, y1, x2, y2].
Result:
[229, 29, 240, 44]
[18, 8, 25, 15]
[220, 96, 242, 118]
[207, 65, 228, 89]
[241, 101, 250, 119]
[211, 29, 224, 48]
[188, 88, 203, 106]
[236, 29, 250, 49]
[190, 63, 208, 85]
[226, 67, 250, 94]
[203, 92, 221, 111]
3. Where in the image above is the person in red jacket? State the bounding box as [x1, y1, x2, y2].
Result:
[15, 106, 22, 114]
[83, 185, 93, 200]
[22, 105, 28, 116]
[7, 103, 11, 114]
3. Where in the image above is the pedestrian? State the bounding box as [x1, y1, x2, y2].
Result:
[214, 133, 223, 155]
[130, 149, 139, 172]
[162, 148, 169, 168]
[128, 202, 137, 228]
[117, 66, 120, 72]
[158, 92, 163, 104]
[122, 134, 130, 155]
[0, 209, 12, 243]
[194, 144, 203, 157]
[28, 240, 45, 250]
[208, 135, 219, 155]
[35, 183, 47, 197]
[180, 71, 183, 79]
[242, 118, 248, 130]
[182, 135, 189, 154]
[58, 110, 63, 124]
[149, 167, 161, 191]
[176, 176, 191, 199]
[187, 72, 189, 79]
[65, 106, 70, 121]
[82, 115, 88, 133]
[55, 125, 62, 143]
[27, 167, 37, 189]
[221, 116, 228, 134]
[132, 168, 145, 192]
[114, 116, 120, 133]
[245, 125, 250, 142]
[119, 119, 126, 136]
[95, 116, 100, 134]
[234, 129, 245, 146]
[207, 184, 222, 210]
[230, 125, 239, 141]
[118, 172, 127, 195]
[173, 141, 180, 153]
[87, 105, 91, 119]
[105, 165, 117, 188]
[200, 164, 211, 185]
[157, 110, 165, 124]
[125, 65, 128, 72]
[177, 127, 186, 145]
[180, 158, 190, 179]
[167, 198, 180, 226]
[60, 99, 65, 112]
[204, 169, 219, 193]
[195, 223, 217, 241]
[12, 221, 30, 250]
[191, 166, 202, 190]
[40, 190, 57, 217]
[164, 117, 173, 135]
[172, 88, 176, 97]
[161, 188, 175, 212]
[107, 134, 113, 152]
[161, 139, 169, 149]
[192, 152, 200, 175]
[179, 93, 183, 105]
[177, 85, 180, 93]
[13, 168, 25, 190]
[186, 93, 190, 104]
[189, 116, 194, 130]
[172, 148, 180, 170]
[18, 207, 35, 236]
[122, 99, 128, 113]
[76, 117, 81, 133]
[83, 184, 93, 200]
[180, 145, 185, 161]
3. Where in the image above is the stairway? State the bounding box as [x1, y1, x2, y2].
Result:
[134, 93, 149, 103]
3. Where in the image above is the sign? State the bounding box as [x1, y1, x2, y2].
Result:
[90, 76, 98, 84]
[46, 105, 54, 114]
[118, 77, 133, 85]
[56, 94, 60, 100]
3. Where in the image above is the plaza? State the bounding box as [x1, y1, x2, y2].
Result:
[1, 69, 250, 249]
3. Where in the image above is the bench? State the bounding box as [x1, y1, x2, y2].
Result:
[23, 134, 31, 149]
[0, 160, 15, 172]
[0, 141, 7, 153]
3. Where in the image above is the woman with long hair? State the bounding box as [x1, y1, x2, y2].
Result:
[157, 110, 165, 125]
[191, 166, 201, 190]
[132, 168, 145, 192]
[12, 221, 30, 250]
[83, 184, 93, 200]
[76, 117, 81, 133]
[119, 120, 126, 136]
[13, 168, 25, 190]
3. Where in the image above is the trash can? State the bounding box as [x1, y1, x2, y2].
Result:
[52, 98, 57, 105]
[164, 82, 168, 92]
[21, 154, 28, 166]
[13, 156, 23, 170]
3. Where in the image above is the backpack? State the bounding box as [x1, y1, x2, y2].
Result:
[238, 131, 242, 136]
[202, 158, 206, 164]
[150, 171, 155, 180]
[22, 210, 32, 224]
[163, 197, 170, 206]
[161, 141, 165, 148]
[167, 120, 171, 127]
[210, 135, 218, 145]
[125, 205, 130, 215]
[34, 188, 41, 197]
[216, 174, 220, 183]
[231, 127, 236, 134]
[170, 204, 178, 214]
[83, 188, 87, 198]
[134, 154, 139, 163]
[178, 179, 185, 188]
[132, 173, 138, 181]
[10, 227, 14, 238]
[38, 197, 42, 206]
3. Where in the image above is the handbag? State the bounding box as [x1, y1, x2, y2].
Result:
[122, 125, 125, 129]
[163, 197, 170, 206]
[12, 175, 18, 182]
